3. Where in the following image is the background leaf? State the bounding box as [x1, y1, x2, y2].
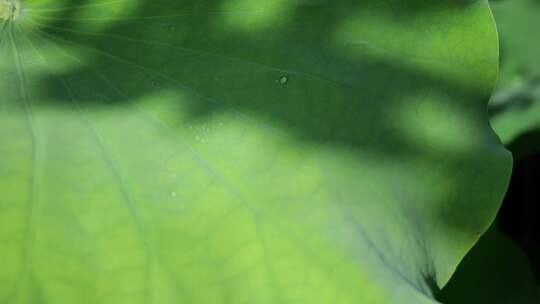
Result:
[438, 227, 540, 303]
[490, 0, 540, 148]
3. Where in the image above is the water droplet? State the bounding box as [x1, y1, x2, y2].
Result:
[278, 76, 289, 84]
[511, 75, 523, 85]
[171, 191, 177, 198]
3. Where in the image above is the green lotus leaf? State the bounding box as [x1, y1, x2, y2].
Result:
[0, 0, 511, 303]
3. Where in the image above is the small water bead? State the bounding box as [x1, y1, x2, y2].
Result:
[171, 191, 177, 198]
[278, 76, 288, 84]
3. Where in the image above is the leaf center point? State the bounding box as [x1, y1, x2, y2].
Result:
[0, 0, 21, 21]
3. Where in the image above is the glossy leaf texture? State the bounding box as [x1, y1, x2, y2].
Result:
[0, 1, 511, 303]
[490, 0, 540, 148]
